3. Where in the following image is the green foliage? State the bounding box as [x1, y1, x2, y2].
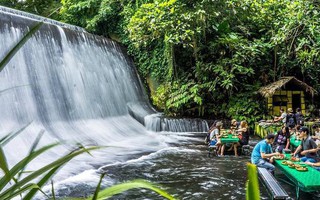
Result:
[0, 124, 101, 199]
[60, 0, 124, 35]
[161, 80, 203, 116]
[5, 0, 320, 118]
[0, 0, 62, 19]
[225, 86, 265, 127]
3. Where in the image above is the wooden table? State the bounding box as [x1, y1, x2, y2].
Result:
[274, 154, 320, 199]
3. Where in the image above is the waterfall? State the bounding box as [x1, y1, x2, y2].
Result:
[0, 6, 208, 186]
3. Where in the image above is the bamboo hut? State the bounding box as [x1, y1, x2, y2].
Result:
[258, 77, 317, 116]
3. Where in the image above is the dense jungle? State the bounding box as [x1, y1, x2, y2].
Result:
[2, 0, 320, 125]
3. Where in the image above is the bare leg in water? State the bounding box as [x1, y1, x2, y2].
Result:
[233, 142, 240, 156]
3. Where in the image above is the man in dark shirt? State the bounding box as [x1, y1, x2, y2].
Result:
[292, 126, 318, 163]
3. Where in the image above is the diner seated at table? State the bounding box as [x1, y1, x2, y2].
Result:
[231, 121, 249, 156]
[274, 125, 290, 153]
[251, 134, 280, 172]
[311, 124, 320, 147]
[230, 119, 240, 133]
[292, 126, 318, 163]
[209, 121, 225, 157]
[305, 159, 320, 171]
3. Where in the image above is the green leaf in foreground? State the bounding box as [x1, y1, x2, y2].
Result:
[92, 173, 105, 200]
[0, 146, 101, 199]
[91, 179, 176, 200]
[246, 163, 260, 200]
[0, 22, 43, 72]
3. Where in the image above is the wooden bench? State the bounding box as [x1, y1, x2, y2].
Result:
[257, 167, 289, 200]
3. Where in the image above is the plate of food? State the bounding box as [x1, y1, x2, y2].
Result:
[282, 161, 293, 165]
[288, 164, 296, 168]
[274, 155, 284, 160]
[290, 157, 300, 162]
[296, 166, 308, 172]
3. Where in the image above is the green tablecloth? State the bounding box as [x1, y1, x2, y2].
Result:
[290, 136, 302, 148]
[254, 122, 281, 138]
[254, 121, 317, 139]
[221, 134, 239, 144]
[274, 154, 320, 192]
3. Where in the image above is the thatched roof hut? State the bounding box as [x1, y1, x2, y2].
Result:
[258, 76, 317, 98]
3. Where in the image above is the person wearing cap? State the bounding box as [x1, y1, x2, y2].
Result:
[292, 126, 318, 163]
[251, 134, 280, 172]
[274, 108, 287, 124]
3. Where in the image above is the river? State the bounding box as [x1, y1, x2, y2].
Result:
[45, 133, 319, 200]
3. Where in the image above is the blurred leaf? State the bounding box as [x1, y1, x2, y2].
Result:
[0, 22, 43, 72]
[91, 179, 176, 200]
[246, 163, 260, 200]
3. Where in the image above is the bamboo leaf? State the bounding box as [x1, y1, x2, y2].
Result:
[0, 85, 30, 95]
[51, 180, 56, 200]
[92, 173, 105, 200]
[23, 166, 60, 200]
[0, 142, 59, 191]
[0, 146, 101, 199]
[0, 22, 43, 72]
[0, 122, 32, 146]
[91, 179, 175, 200]
[0, 146, 10, 185]
[16, 130, 45, 181]
[4, 183, 39, 200]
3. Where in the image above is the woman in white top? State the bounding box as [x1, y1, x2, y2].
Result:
[209, 121, 225, 156]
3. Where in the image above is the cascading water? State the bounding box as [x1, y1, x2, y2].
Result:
[0, 4, 164, 190]
[0, 6, 209, 198]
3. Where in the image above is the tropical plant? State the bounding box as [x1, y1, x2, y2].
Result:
[0, 124, 101, 200]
